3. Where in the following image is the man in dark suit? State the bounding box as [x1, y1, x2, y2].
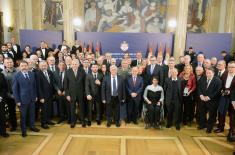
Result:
[184, 47, 196, 63]
[162, 59, 175, 85]
[11, 37, 22, 61]
[64, 59, 86, 128]
[214, 62, 235, 133]
[102, 65, 126, 127]
[82, 59, 92, 75]
[126, 67, 143, 124]
[12, 60, 40, 137]
[198, 67, 222, 133]
[229, 72, 235, 142]
[145, 56, 163, 86]
[85, 63, 103, 126]
[54, 61, 68, 124]
[1, 44, 14, 59]
[0, 72, 9, 137]
[221, 51, 233, 65]
[103, 53, 112, 71]
[164, 68, 182, 130]
[71, 40, 83, 54]
[192, 54, 205, 71]
[215, 60, 227, 77]
[131, 52, 143, 67]
[36, 61, 56, 129]
[58, 40, 70, 52]
[36, 41, 50, 60]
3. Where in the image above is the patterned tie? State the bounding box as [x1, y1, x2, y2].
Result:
[44, 71, 50, 83]
[24, 73, 30, 80]
[133, 76, 136, 86]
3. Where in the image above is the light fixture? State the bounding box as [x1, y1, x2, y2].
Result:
[73, 17, 82, 27]
[168, 19, 177, 28]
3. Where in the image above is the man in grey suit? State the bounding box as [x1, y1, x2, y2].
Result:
[64, 59, 86, 128]
[102, 65, 126, 127]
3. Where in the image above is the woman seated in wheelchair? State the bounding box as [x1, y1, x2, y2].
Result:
[143, 76, 164, 129]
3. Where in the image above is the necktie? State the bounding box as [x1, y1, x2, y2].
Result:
[51, 66, 55, 72]
[74, 70, 77, 77]
[60, 72, 63, 88]
[133, 76, 136, 86]
[25, 73, 30, 80]
[150, 65, 154, 75]
[44, 71, 50, 83]
[207, 79, 210, 88]
[112, 77, 117, 96]
[218, 71, 221, 77]
[94, 74, 97, 80]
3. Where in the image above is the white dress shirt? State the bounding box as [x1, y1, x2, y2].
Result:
[225, 74, 234, 88]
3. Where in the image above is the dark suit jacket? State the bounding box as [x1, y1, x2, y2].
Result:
[64, 68, 86, 100]
[198, 76, 222, 102]
[0, 51, 14, 59]
[12, 71, 37, 104]
[101, 75, 126, 103]
[36, 70, 56, 100]
[36, 48, 50, 60]
[71, 45, 82, 54]
[164, 78, 182, 106]
[220, 72, 235, 91]
[131, 59, 142, 67]
[85, 72, 103, 101]
[145, 64, 163, 86]
[0, 73, 8, 98]
[53, 70, 66, 91]
[126, 75, 143, 96]
[103, 59, 111, 71]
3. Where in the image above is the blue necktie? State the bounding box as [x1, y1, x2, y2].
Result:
[112, 77, 117, 96]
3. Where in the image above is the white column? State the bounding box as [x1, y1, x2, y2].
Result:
[218, 0, 227, 32]
[173, 0, 189, 62]
[25, 0, 33, 29]
[63, 0, 74, 46]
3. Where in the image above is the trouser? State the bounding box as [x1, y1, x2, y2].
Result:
[87, 97, 101, 121]
[145, 103, 161, 125]
[69, 97, 85, 124]
[167, 101, 181, 126]
[217, 96, 230, 130]
[182, 95, 194, 123]
[40, 98, 53, 125]
[0, 101, 7, 135]
[127, 96, 140, 122]
[5, 97, 17, 129]
[198, 100, 217, 130]
[19, 102, 35, 133]
[57, 95, 68, 121]
[229, 104, 235, 132]
[106, 96, 120, 123]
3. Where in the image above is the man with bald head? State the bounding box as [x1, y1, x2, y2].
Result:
[64, 59, 86, 128]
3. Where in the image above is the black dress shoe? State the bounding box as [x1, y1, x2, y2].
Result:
[206, 129, 212, 134]
[47, 121, 55, 125]
[166, 124, 171, 128]
[10, 128, 16, 132]
[22, 132, 27, 137]
[176, 124, 180, 131]
[87, 121, 91, 126]
[107, 122, 111, 127]
[133, 120, 138, 125]
[30, 127, 40, 132]
[41, 124, 49, 129]
[82, 122, 86, 128]
[116, 122, 120, 127]
[70, 123, 75, 128]
[1, 133, 9, 138]
[197, 126, 206, 130]
[57, 119, 65, 124]
[214, 128, 224, 133]
[96, 120, 101, 125]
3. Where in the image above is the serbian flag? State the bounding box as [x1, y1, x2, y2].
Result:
[145, 41, 154, 58]
[95, 41, 101, 58]
[157, 43, 163, 57]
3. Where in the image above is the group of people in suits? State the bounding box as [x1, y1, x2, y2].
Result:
[0, 40, 235, 145]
